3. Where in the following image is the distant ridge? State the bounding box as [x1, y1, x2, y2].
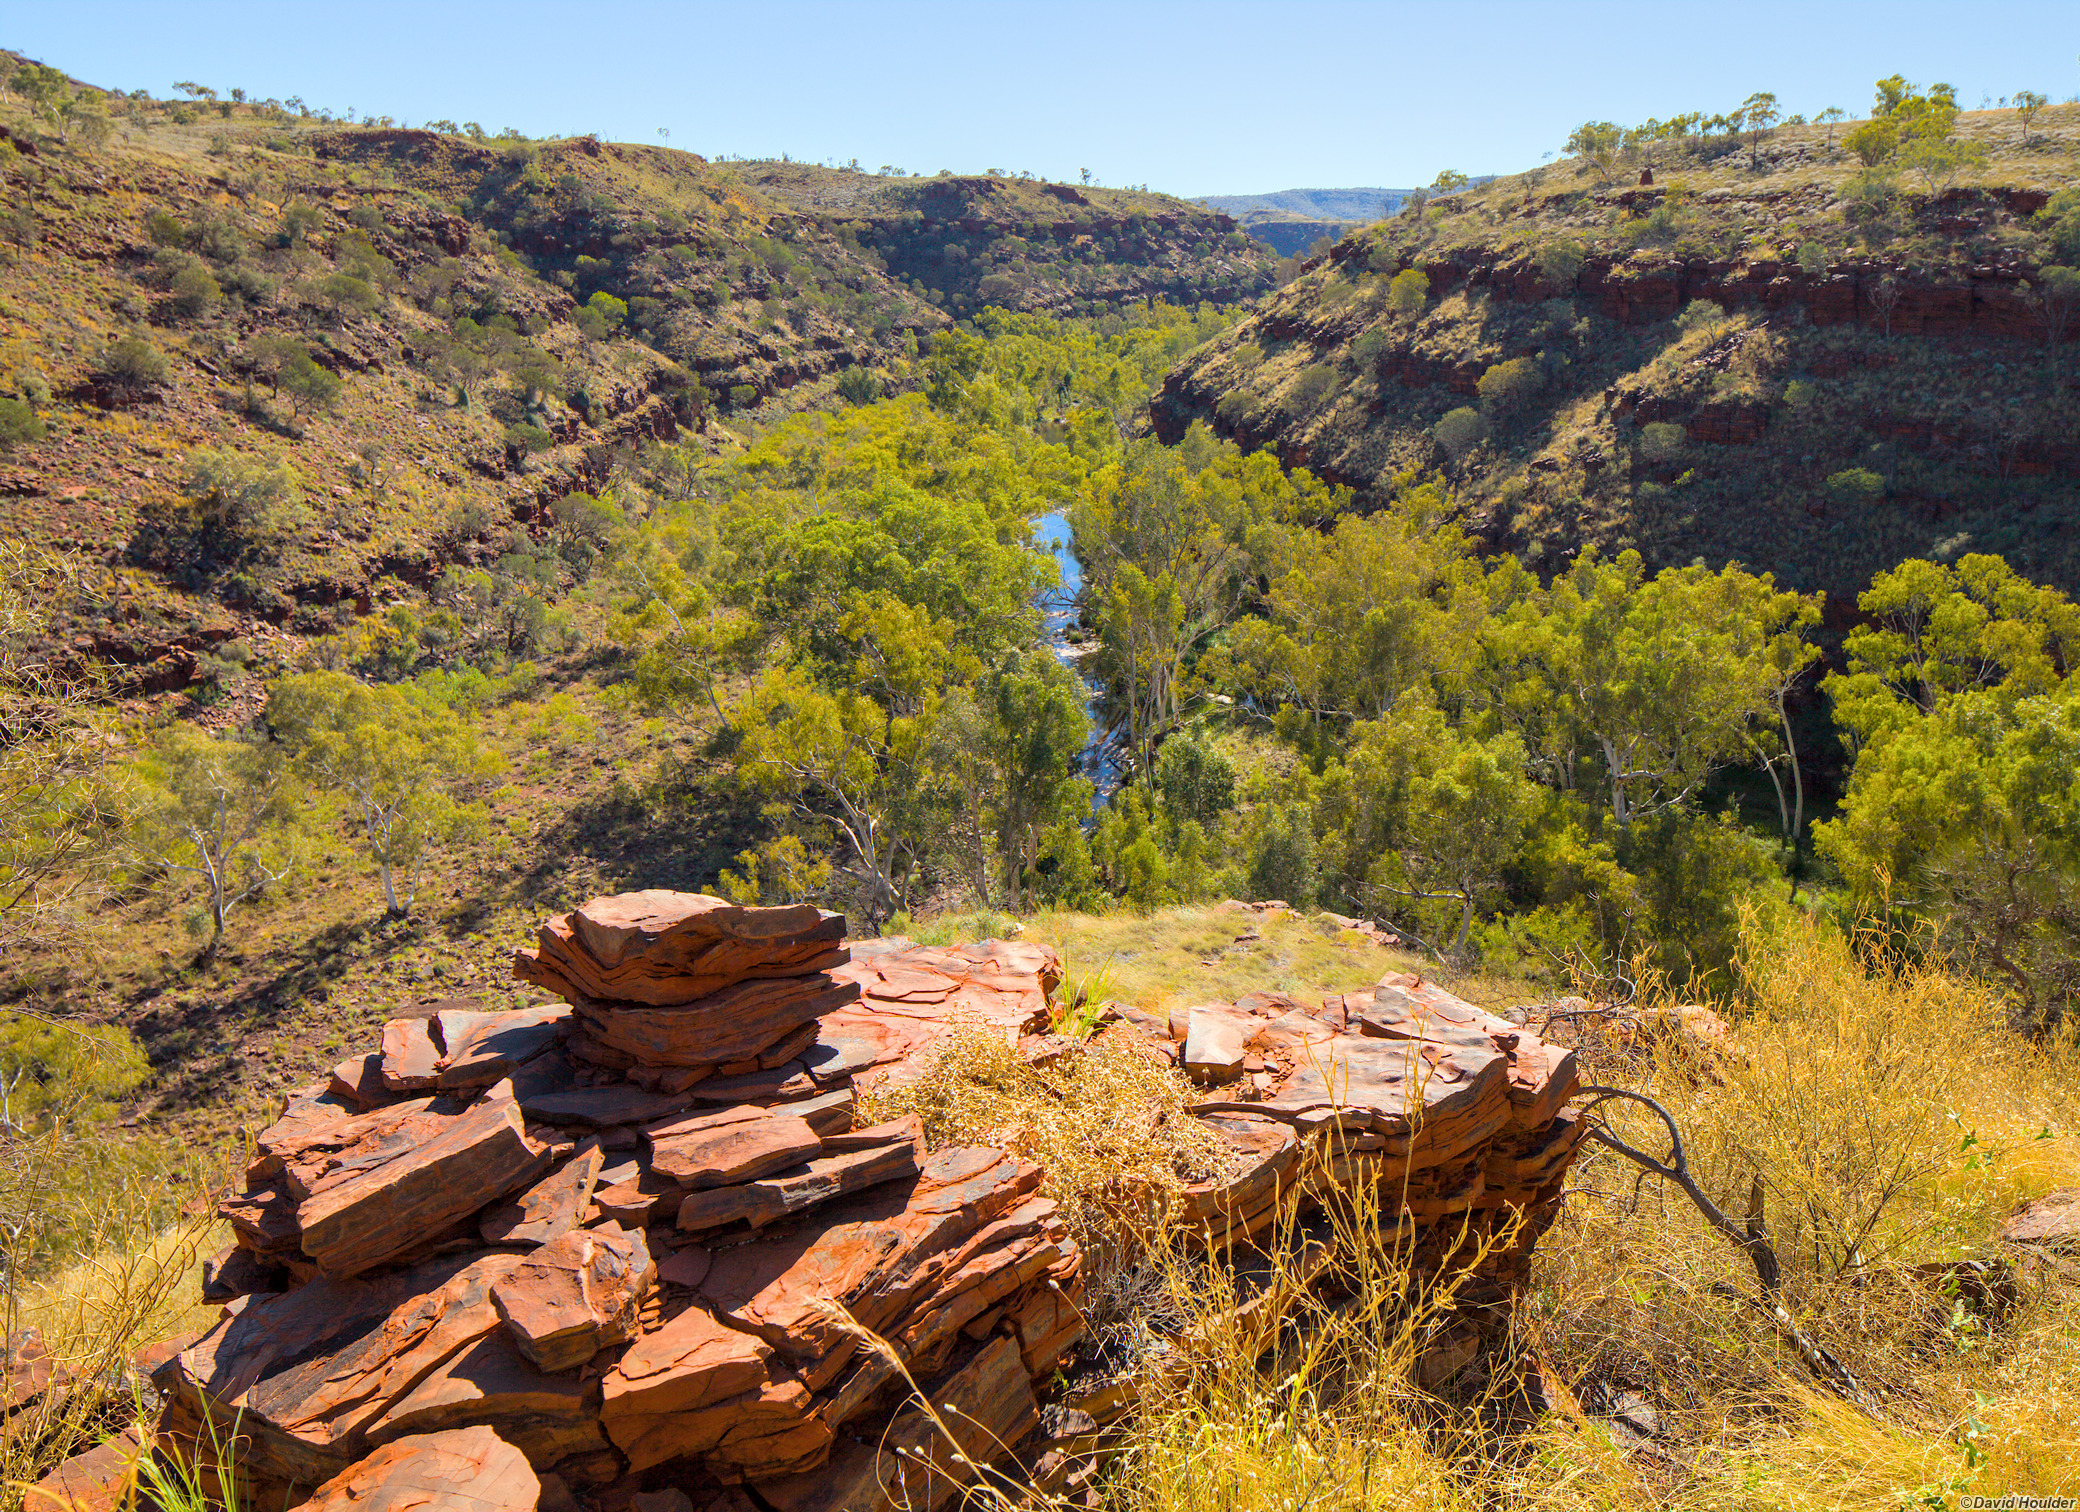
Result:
[1198, 187, 1412, 221]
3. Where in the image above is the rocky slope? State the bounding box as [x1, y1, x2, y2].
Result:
[1153, 106, 2080, 607]
[0, 60, 1269, 683]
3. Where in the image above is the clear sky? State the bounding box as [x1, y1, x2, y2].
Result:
[10, 2, 2079, 198]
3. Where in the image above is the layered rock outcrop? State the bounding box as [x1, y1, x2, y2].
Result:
[162, 891, 1586, 1511]
[175, 895, 1080, 1512]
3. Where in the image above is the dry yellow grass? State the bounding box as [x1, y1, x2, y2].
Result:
[1022, 904, 1542, 1023]
[967, 907, 2080, 1511]
[860, 1029, 1243, 1268]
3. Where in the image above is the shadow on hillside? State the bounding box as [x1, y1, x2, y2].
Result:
[453, 765, 767, 929]
[134, 913, 398, 1115]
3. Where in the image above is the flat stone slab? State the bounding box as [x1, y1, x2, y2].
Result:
[1183, 1006, 1251, 1082]
[493, 1223, 655, 1374]
[478, 1145, 603, 1247]
[303, 1425, 540, 1512]
[2002, 1187, 2080, 1247]
[293, 1089, 548, 1278]
[514, 891, 848, 1008]
[675, 1139, 920, 1234]
[437, 1006, 571, 1090]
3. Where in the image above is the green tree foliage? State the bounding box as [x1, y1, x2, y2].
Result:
[0, 398, 44, 452]
[985, 651, 1091, 909]
[1821, 557, 2080, 1026]
[119, 727, 301, 964]
[1476, 356, 1543, 421]
[1477, 551, 1820, 832]
[1740, 91, 1781, 168]
[180, 447, 306, 547]
[277, 345, 343, 416]
[1385, 268, 1430, 319]
[95, 333, 168, 398]
[266, 672, 503, 917]
[1565, 121, 1624, 184]
[730, 665, 930, 924]
[1207, 478, 1483, 726]
[1433, 407, 1486, 461]
[1072, 425, 1340, 779]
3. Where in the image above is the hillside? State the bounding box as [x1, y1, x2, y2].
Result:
[0, 62, 1271, 687]
[1154, 103, 2080, 609]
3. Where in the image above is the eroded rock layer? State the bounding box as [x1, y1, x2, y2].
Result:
[178, 892, 1586, 1511]
[183, 896, 1084, 1512]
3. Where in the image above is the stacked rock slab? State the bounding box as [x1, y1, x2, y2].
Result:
[1115, 971, 1586, 1296]
[174, 893, 1586, 1510]
[176, 894, 1084, 1512]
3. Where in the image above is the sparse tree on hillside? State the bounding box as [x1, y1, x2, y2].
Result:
[181, 448, 305, 543]
[0, 543, 114, 954]
[2015, 89, 2049, 145]
[1817, 106, 1847, 150]
[95, 333, 168, 399]
[1741, 91, 1781, 169]
[1365, 726, 1538, 960]
[1868, 273, 1902, 337]
[1565, 120, 1624, 184]
[266, 672, 502, 918]
[120, 727, 301, 965]
[278, 346, 342, 417]
[1386, 268, 1429, 319]
[2023, 265, 2080, 376]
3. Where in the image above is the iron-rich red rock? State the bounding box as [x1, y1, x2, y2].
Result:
[565, 976, 860, 1070]
[437, 1006, 571, 1090]
[493, 1223, 656, 1373]
[302, 1425, 540, 1512]
[24, 1427, 140, 1512]
[644, 1112, 823, 1190]
[674, 1139, 919, 1234]
[514, 892, 847, 1007]
[2002, 1187, 2080, 1248]
[753, 1336, 1039, 1512]
[365, 1333, 607, 1467]
[478, 1145, 604, 1247]
[329, 1053, 391, 1110]
[380, 1017, 443, 1093]
[295, 1090, 548, 1279]
[201, 1243, 287, 1304]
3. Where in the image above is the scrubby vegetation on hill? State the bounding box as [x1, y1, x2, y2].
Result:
[1, 45, 2080, 1512]
[1155, 82, 2080, 609]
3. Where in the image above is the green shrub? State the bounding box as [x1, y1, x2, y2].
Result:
[1676, 299, 1725, 333]
[1386, 268, 1430, 318]
[169, 263, 220, 317]
[96, 333, 168, 396]
[1639, 421, 1688, 461]
[1476, 356, 1542, 420]
[181, 447, 306, 543]
[836, 366, 880, 406]
[1536, 238, 1586, 289]
[1825, 467, 1886, 505]
[1248, 802, 1317, 907]
[1288, 364, 1340, 416]
[0, 397, 44, 450]
[1433, 406, 1487, 460]
[1156, 732, 1236, 829]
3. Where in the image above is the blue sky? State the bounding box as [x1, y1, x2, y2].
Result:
[11, 2, 2079, 197]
